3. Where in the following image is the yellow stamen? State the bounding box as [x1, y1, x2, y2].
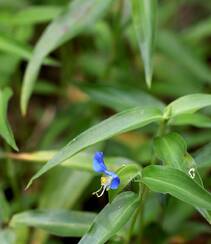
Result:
[101, 176, 108, 185]
[93, 176, 112, 198]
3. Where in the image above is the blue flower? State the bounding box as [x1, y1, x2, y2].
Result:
[93, 152, 120, 197]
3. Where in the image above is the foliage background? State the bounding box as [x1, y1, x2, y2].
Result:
[0, 0, 211, 243]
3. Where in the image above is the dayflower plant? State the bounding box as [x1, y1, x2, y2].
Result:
[92, 152, 120, 197]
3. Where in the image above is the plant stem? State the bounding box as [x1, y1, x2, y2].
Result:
[125, 117, 169, 243]
[137, 118, 168, 242]
[137, 186, 148, 243]
[125, 204, 141, 244]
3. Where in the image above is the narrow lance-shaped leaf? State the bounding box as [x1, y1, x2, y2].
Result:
[21, 0, 113, 115]
[183, 17, 211, 42]
[157, 31, 211, 83]
[169, 113, 211, 128]
[81, 85, 164, 112]
[165, 94, 211, 118]
[0, 88, 18, 151]
[79, 192, 139, 244]
[10, 210, 96, 237]
[142, 165, 211, 211]
[0, 6, 63, 25]
[26, 107, 162, 188]
[0, 33, 58, 66]
[131, 0, 157, 87]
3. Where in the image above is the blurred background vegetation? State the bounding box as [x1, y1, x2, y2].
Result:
[0, 0, 211, 243]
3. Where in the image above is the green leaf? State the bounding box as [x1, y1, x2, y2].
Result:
[169, 113, 211, 128]
[0, 6, 63, 25]
[0, 33, 58, 66]
[0, 229, 15, 244]
[26, 107, 162, 188]
[157, 31, 211, 83]
[153, 56, 203, 97]
[20, 0, 113, 115]
[154, 133, 211, 222]
[34, 168, 93, 244]
[154, 132, 187, 169]
[154, 132, 203, 184]
[0, 190, 10, 223]
[0, 88, 18, 150]
[142, 165, 211, 211]
[10, 210, 96, 237]
[166, 94, 211, 118]
[131, 0, 157, 87]
[183, 17, 211, 42]
[108, 164, 141, 202]
[82, 85, 164, 112]
[79, 191, 139, 244]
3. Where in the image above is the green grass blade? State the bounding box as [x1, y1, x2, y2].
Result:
[0, 33, 59, 66]
[20, 0, 113, 115]
[0, 88, 18, 151]
[131, 0, 157, 87]
[183, 17, 211, 42]
[26, 107, 162, 188]
[157, 31, 211, 83]
[0, 6, 63, 25]
[82, 85, 164, 111]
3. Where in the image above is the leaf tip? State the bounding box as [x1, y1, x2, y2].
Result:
[13, 144, 19, 152]
[25, 179, 33, 190]
[146, 75, 152, 88]
[20, 97, 27, 117]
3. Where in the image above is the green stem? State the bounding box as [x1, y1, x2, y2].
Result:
[137, 119, 168, 242]
[125, 115, 169, 243]
[125, 204, 141, 244]
[137, 186, 148, 243]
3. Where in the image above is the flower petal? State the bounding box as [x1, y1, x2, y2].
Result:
[93, 151, 107, 173]
[110, 175, 120, 189]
